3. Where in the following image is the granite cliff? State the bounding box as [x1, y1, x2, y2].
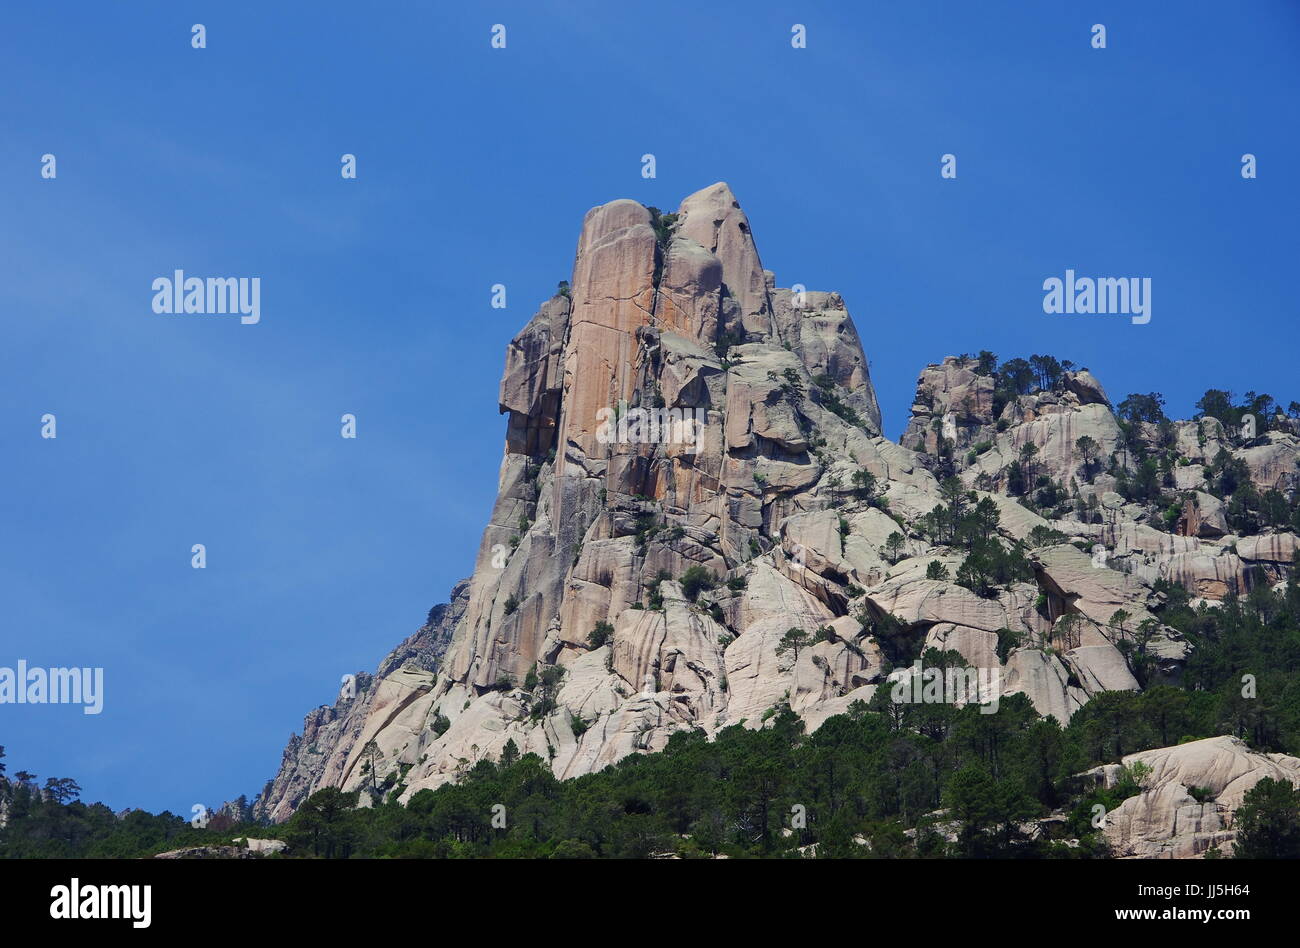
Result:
[252, 184, 1300, 856]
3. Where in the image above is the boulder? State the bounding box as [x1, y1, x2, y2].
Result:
[1094, 736, 1300, 858]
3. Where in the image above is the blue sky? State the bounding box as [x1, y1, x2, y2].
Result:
[2, 1, 1297, 814]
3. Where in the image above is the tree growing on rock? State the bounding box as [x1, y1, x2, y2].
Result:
[529, 665, 567, 719]
[1018, 443, 1038, 486]
[851, 469, 878, 503]
[588, 620, 614, 649]
[42, 777, 80, 805]
[1117, 392, 1168, 425]
[776, 627, 812, 662]
[1029, 354, 1064, 392]
[361, 741, 382, 795]
[998, 358, 1035, 396]
[679, 566, 717, 602]
[1059, 614, 1085, 651]
[1075, 435, 1100, 482]
[1109, 609, 1132, 639]
[500, 739, 520, 767]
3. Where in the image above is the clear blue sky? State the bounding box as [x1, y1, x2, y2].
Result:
[2, 1, 1297, 814]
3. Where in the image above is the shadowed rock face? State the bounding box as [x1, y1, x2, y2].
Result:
[253, 184, 1299, 831]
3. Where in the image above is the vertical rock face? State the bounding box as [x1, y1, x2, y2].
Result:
[500, 296, 569, 457]
[653, 236, 722, 343]
[673, 182, 772, 339]
[558, 199, 658, 460]
[254, 184, 1298, 825]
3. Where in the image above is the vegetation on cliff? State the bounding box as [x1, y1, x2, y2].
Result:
[4, 568, 1299, 859]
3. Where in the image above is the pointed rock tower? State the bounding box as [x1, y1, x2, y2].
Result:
[251, 185, 1300, 825]
[255, 183, 897, 817]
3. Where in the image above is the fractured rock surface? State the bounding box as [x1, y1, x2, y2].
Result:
[253, 185, 1300, 838]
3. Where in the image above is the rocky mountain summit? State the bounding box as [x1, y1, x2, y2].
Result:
[253, 183, 1300, 853]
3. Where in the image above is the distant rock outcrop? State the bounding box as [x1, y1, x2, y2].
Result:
[1080, 736, 1300, 858]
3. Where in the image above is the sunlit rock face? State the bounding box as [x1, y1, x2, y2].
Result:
[254, 185, 1299, 828]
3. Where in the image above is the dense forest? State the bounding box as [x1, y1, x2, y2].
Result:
[4, 567, 1299, 859]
